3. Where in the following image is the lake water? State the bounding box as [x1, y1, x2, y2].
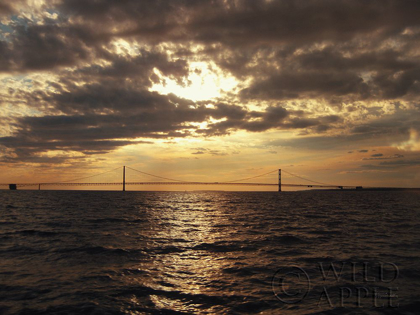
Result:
[0, 190, 419, 314]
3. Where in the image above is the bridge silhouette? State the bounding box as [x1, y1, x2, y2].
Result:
[0, 166, 361, 191]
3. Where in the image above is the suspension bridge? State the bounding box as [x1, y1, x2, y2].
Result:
[0, 166, 362, 191]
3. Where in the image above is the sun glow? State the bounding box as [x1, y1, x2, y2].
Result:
[150, 61, 238, 101]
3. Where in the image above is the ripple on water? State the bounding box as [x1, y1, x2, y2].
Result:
[0, 190, 419, 314]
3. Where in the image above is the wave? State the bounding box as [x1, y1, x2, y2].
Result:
[264, 235, 308, 244]
[54, 246, 146, 257]
[192, 241, 257, 252]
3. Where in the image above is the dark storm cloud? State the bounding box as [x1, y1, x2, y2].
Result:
[76, 51, 188, 84]
[56, 0, 420, 44]
[0, 21, 94, 72]
[0, 3, 14, 15]
[201, 108, 339, 135]
[1, 0, 419, 69]
[1, 0, 420, 163]
[240, 71, 369, 100]
[47, 84, 186, 115]
[16, 50, 190, 113]
[0, 1, 27, 16]
[265, 127, 408, 150]
[266, 135, 372, 150]
[239, 47, 420, 101]
[1, 102, 335, 158]
[373, 67, 420, 99]
[0, 81, 341, 162]
[295, 48, 417, 73]
[265, 108, 420, 151]
[0, 0, 419, 104]
[0, 136, 150, 164]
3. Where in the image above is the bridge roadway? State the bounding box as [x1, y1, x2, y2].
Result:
[1, 182, 356, 189]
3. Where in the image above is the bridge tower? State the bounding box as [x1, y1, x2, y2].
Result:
[278, 169, 281, 192]
[123, 166, 126, 192]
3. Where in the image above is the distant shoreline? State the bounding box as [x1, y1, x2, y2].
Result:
[311, 188, 420, 192]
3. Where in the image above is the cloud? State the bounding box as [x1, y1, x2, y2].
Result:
[362, 154, 404, 161]
[341, 170, 396, 174]
[1, 88, 342, 163]
[240, 71, 369, 100]
[190, 148, 229, 156]
[395, 129, 420, 151]
[379, 159, 420, 166]
[361, 158, 420, 170]
[1, 0, 420, 167]
[266, 134, 369, 150]
[0, 1, 29, 16]
[55, 1, 420, 43]
[0, 22, 94, 72]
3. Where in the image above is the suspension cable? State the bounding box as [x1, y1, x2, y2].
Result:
[4, 165, 336, 187]
[222, 169, 278, 183]
[126, 166, 190, 182]
[127, 166, 280, 183]
[123, 166, 330, 186]
[281, 169, 331, 186]
[51, 166, 123, 183]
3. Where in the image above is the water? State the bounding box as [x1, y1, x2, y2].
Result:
[0, 190, 419, 314]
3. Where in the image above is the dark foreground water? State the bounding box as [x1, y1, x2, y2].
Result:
[0, 190, 420, 314]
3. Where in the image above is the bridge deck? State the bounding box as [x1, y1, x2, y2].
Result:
[1, 182, 355, 189]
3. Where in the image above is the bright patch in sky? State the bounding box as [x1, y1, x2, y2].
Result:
[395, 129, 420, 151]
[150, 61, 238, 101]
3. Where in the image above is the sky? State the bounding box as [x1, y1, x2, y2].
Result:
[0, 0, 420, 190]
